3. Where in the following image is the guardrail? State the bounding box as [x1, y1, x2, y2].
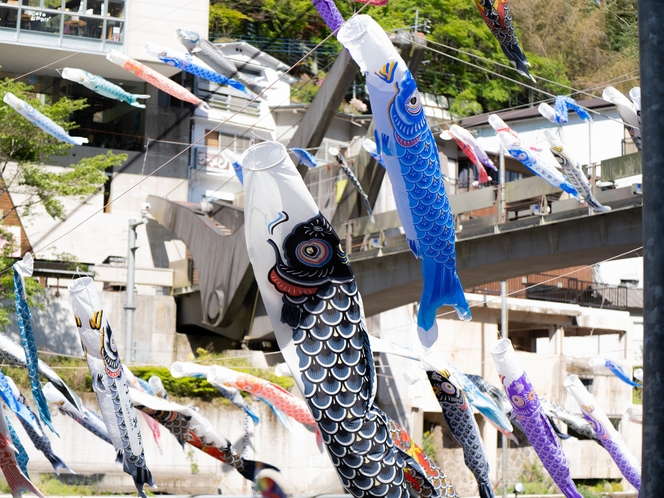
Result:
[333, 177, 642, 256]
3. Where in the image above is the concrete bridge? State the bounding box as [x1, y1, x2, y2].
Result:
[147, 175, 643, 342]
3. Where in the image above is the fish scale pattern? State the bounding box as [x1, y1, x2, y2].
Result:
[288, 281, 408, 497]
[13, 270, 56, 434]
[57, 407, 113, 445]
[13, 97, 83, 145]
[107, 377, 153, 495]
[386, 417, 458, 498]
[5, 416, 29, 477]
[600, 438, 641, 488]
[427, 372, 492, 498]
[503, 374, 582, 498]
[473, 0, 532, 79]
[381, 72, 470, 331]
[156, 56, 246, 92]
[272, 213, 410, 497]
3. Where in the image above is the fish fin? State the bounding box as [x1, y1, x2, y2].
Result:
[280, 302, 301, 328]
[133, 94, 151, 99]
[380, 133, 393, 156]
[115, 449, 124, 464]
[227, 81, 247, 93]
[130, 102, 147, 109]
[122, 452, 155, 497]
[237, 459, 280, 482]
[46, 375, 84, 414]
[478, 481, 493, 498]
[46, 450, 75, 475]
[548, 416, 571, 440]
[315, 428, 324, 453]
[407, 238, 421, 258]
[2, 464, 45, 498]
[263, 401, 291, 431]
[560, 181, 578, 195]
[245, 406, 260, 425]
[417, 258, 471, 345]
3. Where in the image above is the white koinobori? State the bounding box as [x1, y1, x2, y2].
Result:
[564, 375, 641, 490]
[68, 277, 154, 498]
[240, 141, 415, 497]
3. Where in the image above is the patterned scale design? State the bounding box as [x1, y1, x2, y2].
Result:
[385, 417, 458, 498]
[57, 407, 113, 445]
[427, 371, 492, 498]
[157, 56, 245, 91]
[13, 269, 55, 434]
[472, 0, 532, 79]
[271, 213, 409, 497]
[503, 374, 582, 498]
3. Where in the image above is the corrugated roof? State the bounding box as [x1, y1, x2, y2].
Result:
[460, 98, 613, 128]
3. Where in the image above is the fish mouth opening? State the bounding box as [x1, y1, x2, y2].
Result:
[68, 276, 93, 293]
[240, 141, 287, 172]
[337, 16, 368, 45]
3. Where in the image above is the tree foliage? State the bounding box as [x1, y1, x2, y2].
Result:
[0, 78, 127, 223]
[0, 77, 127, 329]
[209, 0, 637, 115]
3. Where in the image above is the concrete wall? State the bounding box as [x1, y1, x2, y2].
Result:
[6, 287, 183, 365]
[15, 394, 343, 496]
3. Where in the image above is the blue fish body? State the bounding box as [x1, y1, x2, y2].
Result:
[291, 148, 318, 169]
[13, 258, 57, 435]
[553, 96, 591, 123]
[5, 415, 29, 477]
[505, 144, 579, 195]
[157, 55, 246, 94]
[3, 92, 88, 146]
[62, 68, 150, 109]
[337, 17, 470, 347]
[605, 359, 642, 389]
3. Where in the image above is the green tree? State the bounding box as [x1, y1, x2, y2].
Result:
[0, 77, 126, 328]
[209, 0, 571, 115]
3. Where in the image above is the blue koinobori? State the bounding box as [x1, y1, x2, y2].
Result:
[12, 254, 57, 435]
[337, 15, 471, 347]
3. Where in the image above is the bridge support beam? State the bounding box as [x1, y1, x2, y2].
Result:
[640, 1, 664, 495]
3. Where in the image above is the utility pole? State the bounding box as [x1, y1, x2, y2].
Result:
[499, 145, 506, 224]
[501, 279, 508, 498]
[124, 209, 148, 363]
[640, 1, 664, 496]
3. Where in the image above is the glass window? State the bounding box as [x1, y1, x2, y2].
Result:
[63, 13, 101, 37]
[107, 0, 123, 18]
[0, 4, 19, 29]
[86, 0, 103, 15]
[26, 11, 60, 32]
[105, 17, 122, 42]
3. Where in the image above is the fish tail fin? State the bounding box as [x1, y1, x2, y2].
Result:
[72, 137, 89, 146]
[560, 181, 578, 195]
[315, 428, 324, 453]
[49, 377, 84, 414]
[130, 102, 147, 109]
[417, 259, 471, 346]
[238, 459, 280, 482]
[2, 464, 45, 498]
[478, 481, 493, 498]
[34, 396, 59, 436]
[122, 454, 155, 498]
[245, 406, 260, 425]
[115, 449, 124, 464]
[46, 450, 74, 475]
[134, 94, 151, 100]
[228, 81, 247, 93]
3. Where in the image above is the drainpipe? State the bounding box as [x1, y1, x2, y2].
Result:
[124, 209, 148, 363]
[501, 279, 508, 498]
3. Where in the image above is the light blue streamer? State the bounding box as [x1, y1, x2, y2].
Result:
[13, 267, 57, 435]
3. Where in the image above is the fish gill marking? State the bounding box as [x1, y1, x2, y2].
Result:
[375, 61, 398, 84]
[74, 315, 82, 328]
[90, 311, 103, 330]
[267, 211, 289, 235]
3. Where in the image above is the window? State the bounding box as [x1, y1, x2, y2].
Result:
[579, 377, 594, 394]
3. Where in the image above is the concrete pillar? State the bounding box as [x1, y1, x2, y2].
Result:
[548, 325, 564, 355]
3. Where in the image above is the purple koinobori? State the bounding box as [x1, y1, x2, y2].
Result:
[564, 375, 641, 491]
[490, 339, 583, 498]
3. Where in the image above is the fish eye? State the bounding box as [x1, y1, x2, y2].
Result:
[406, 91, 421, 115]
